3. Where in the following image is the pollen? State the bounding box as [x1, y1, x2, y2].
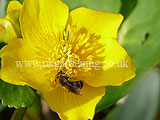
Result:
[53, 24, 97, 81]
[35, 24, 103, 88]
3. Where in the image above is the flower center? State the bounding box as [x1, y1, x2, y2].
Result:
[55, 25, 96, 81]
[36, 24, 104, 90]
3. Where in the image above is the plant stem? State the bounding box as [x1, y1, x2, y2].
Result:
[11, 107, 28, 120]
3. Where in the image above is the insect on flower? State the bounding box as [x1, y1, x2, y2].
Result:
[56, 71, 83, 95]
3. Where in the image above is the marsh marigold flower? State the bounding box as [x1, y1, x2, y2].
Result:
[0, 0, 136, 119]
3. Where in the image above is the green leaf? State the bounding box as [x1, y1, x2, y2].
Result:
[96, 0, 160, 111]
[62, 0, 86, 11]
[86, 0, 121, 13]
[62, 0, 121, 13]
[105, 69, 160, 120]
[0, 79, 35, 108]
[120, 0, 138, 19]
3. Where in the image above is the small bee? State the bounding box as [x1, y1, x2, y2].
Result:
[56, 71, 83, 95]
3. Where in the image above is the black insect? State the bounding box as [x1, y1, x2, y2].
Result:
[56, 71, 83, 95]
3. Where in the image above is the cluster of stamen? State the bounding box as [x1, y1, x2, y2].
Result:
[36, 24, 103, 89]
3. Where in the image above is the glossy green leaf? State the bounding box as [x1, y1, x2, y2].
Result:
[96, 0, 160, 111]
[0, 79, 35, 108]
[105, 69, 160, 120]
[62, 0, 121, 13]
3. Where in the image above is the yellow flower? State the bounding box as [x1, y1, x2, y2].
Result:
[0, 1, 22, 43]
[0, 0, 136, 119]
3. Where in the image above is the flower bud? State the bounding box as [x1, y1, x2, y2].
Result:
[0, 1, 22, 43]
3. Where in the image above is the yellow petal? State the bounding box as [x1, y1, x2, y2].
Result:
[67, 7, 136, 87]
[5, 11, 22, 39]
[0, 38, 54, 91]
[68, 7, 123, 38]
[7, 1, 22, 14]
[84, 44, 136, 87]
[43, 83, 105, 120]
[20, 0, 69, 47]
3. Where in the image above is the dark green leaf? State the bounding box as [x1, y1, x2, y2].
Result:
[0, 80, 35, 108]
[120, 0, 138, 19]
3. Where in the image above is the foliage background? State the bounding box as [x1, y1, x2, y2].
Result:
[0, 0, 160, 120]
